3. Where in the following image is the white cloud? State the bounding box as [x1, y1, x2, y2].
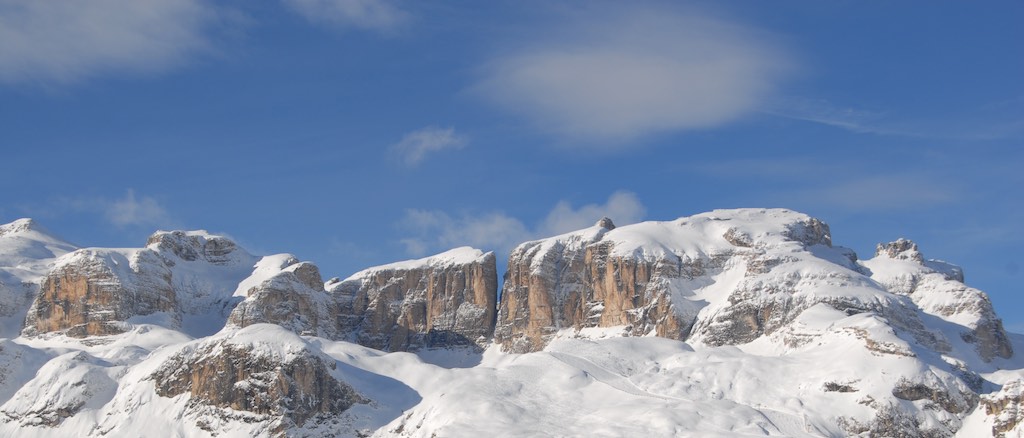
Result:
[16, 190, 176, 229]
[398, 191, 646, 256]
[390, 126, 468, 167]
[0, 0, 219, 84]
[106, 190, 173, 228]
[472, 6, 793, 145]
[539, 191, 646, 236]
[282, 0, 409, 33]
[399, 209, 531, 256]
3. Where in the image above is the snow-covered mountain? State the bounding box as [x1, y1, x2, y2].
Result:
[0, 219, 77, 337]
[0, 210, 1021, 437]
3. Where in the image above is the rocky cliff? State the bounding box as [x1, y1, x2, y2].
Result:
[864, 238, 1013, 361]
[228, 256, 339, 339]
[981, 379, 1024, 437]
[150, 324, 363, 435]
[495, 210, 873, 352]
[494, 209, 1012, 367]
[23, 230, 258, 338]
[332, 247, 498, 351]
[0, 219, 77, 337]
[494, 217, 692, 353]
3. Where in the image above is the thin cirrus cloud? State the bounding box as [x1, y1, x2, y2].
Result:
[764, 96, 1024, 141]
[398, 191, 646, 256]
[0, 0, 219, 84]
[472, 5, 794, 146]
[281, 0, 410, 33]
[390, 126, 469, 167]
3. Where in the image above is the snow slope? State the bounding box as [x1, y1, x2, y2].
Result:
[0, 219, 77, 337]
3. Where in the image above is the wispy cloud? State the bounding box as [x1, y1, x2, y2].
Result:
[398, 210, 531, 257]
[106, 190, 172, 228]
[390, 126, 468, 167]
[397, 191, 646, 256]
[0, 0, 221, 84]
[17, 189, 176, 229]
[472, 5, 793, 146]
[765, 96, 1024, 141]
[539, 191, 646, 236]
[282, 0, 410, 33]
[762, 97, 896, 135]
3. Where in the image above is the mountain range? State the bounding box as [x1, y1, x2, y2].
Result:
[0, 209, 1021, 437]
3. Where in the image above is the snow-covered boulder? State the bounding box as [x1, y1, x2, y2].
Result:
[332, 247, 498, 351]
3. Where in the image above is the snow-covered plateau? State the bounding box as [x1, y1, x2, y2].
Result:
[0, 209, 1021, 437]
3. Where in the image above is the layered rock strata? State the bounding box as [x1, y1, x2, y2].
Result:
[332, 247, 498, 351]
[0, 219, 77, 337]
[23, 230, 257, 337]
[150, 325, 362, 433]
[228, 258, 339, 338]
[495, 210, 866, 353]
[24, 249, 176, 337]
[494, 209, 1007, 357]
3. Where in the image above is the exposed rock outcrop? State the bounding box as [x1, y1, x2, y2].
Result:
[228, 258, 339, 338]
[24, 249, 176, 337]
[0, 219, 77, 338]
[981, 380, 1024, 438]
[333, 247, 497, 351]
[146, 230, 242, 266]
[494, 209, 878, 353]
[150, 325, 362, 434]
[23, 230, 257, 338]
[494, 218, 695, 353]
[864, 239, 1013, 361]
[877, 238, 925, 263]
[891, 378, 977, 414]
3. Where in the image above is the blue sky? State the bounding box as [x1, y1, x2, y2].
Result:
[1, 1, 1022, 331]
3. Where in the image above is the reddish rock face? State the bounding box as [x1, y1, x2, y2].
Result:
[24, 250, 176, 338]
[22, 230, 257, 338]
[332, 249, 498, 352]
[494, 222, 693, 353]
